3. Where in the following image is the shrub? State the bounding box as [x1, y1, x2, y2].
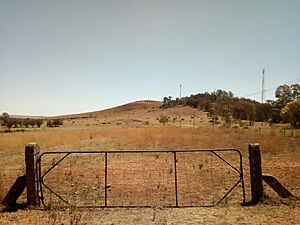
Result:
[159, 115, 169, 126]
[47, 119, 63, 127]
[36, 119, 43, 128]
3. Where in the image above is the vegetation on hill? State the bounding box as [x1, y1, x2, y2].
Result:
[0, 112, 65, 131]
[46, 119, 64, 127]
[161, 83, 300, 128]
[0, 113, 44, 132]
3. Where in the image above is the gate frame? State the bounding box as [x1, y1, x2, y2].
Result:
[36, 148, 246, 208]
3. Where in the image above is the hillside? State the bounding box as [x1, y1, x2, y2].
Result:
[48, 100, 210, 129]
[51, 100, 162, 119]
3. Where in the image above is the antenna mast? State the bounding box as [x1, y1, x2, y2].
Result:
[261, 69, 266, 103]
[180, 84, 182, 99]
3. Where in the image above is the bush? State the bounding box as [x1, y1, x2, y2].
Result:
[36, 119, 43, 128]
[159, 115, 169, 126]
[1, 113, 44, 130]
[47, 119, 63, 127]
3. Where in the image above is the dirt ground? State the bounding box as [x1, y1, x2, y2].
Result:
[1, 202, 300, 225]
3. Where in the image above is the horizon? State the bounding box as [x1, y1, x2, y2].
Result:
[1, 0, 300, 116]
[5, 87, 294, 118]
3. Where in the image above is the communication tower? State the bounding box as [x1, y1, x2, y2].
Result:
[261, 69, 266, 103]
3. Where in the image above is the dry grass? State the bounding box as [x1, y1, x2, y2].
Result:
[0, 103, 299, 224]
[1, 204, 299, 225]
[1, 126, 299, 202]
[1, 126, 299, 153]
[0, 172, 4, 203]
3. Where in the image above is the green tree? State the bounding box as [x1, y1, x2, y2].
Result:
[281, 99, 300, 128]
[222, 106, 232, 127]
[275, 84, 292, 104]
[23, 118, 31, 128]
[275, 84, 299, 109]
[207, 107, 218, 125]
[47, 119, 63, 127]
[46, 120, 54, 127]
[36, 119, 43, 128]
[291, 83, 300, 99]
[1, 112, 13, 132]
[53, 119, 63, 127]
[255, 103, 272, 122]
[29, 119, 36, 128]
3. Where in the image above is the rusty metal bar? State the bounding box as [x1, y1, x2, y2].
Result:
[35, 159, 41, 207]
[211, 151, 240, 174]
[41, 153, 70, 180]
[104, 152, 108, 207]
[37, 157, 44, 206]
[37, 148, 245, 208]
[239, 150, 246, 204]
[173, 152, 178, 207]
[39, 148, 242, 156]
[39, 153, 71, 207]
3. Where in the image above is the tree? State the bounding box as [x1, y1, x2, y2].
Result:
[281, 99, 300, 128]
[255, 103, 272, 122]
[275, 84, 299, 109]
[207, 107, 218, 125]
[1, 112, 13, 132]
[275, 84, 292, 104]
[222, 106, 232, 127]
[1, 112, 9, 122]
[36, 119, 43, 128]
[23, 118, 31, 128]
[47, 120, 54, 127]
[47, 119, 63, 127]
[29, 119, 36, 128]
[162, 96, 174, 108]
[159, 115, 169, 126]
[53, 119, 63, 127]
[270, 108, 282, 124]
[291, 83, 300, 99]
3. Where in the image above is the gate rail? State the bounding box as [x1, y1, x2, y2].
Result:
[37, 149, 245, 208]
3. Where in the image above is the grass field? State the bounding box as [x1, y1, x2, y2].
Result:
[0, 102, 299, 224]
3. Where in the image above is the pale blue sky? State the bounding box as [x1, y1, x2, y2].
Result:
[1, 0, 300, 116]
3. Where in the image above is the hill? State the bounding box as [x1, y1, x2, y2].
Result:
[48, 100, 209, 129]
[51, 100, 162, 119]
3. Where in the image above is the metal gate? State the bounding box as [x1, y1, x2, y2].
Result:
[37, 149, 245, 208]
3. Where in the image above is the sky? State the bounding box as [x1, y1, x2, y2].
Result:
[1, 0, 300, 116]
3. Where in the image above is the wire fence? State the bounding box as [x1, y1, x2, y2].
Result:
[38, 149, 245, 208]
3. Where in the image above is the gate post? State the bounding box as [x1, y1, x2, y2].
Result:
[248, 143, 263, 204]
[25, 143, 40, 206]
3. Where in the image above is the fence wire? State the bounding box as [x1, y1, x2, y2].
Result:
[38, 149, 245, 208]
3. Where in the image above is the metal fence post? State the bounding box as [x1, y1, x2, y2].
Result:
[173, 152, 178, 207]
[248, 143, 263, 204]
[25, 143, 40, 206]
[104, 152, 108, 207]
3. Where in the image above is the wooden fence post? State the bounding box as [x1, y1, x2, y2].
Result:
[1, 175, 26, 209]
[25, 143, 40, 206]
[249, 143, 264, 204]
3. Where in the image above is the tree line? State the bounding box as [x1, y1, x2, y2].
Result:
[0, 112, 64, 131]
[161, 83, 300, 128]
